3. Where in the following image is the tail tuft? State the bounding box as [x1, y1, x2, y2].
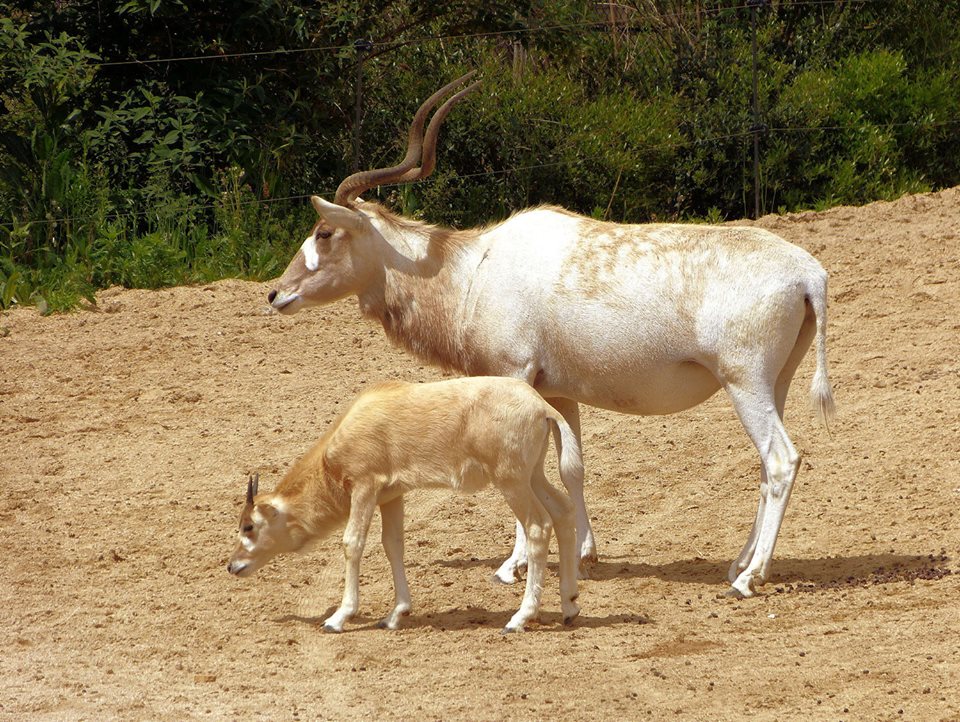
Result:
[806, 270, 836, 436]
[810, 366, 836, 434]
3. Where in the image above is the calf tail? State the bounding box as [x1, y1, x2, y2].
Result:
[546, 409, 584, 495]
[806, 271, 836, 433]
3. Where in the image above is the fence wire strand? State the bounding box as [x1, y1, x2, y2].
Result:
[95, 0, 894, 69]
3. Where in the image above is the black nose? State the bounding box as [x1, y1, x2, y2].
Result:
[267, 290, 277, 303]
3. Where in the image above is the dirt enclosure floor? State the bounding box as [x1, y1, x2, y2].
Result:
[2, 188, 959, 721]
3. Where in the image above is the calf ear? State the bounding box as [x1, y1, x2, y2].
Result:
[311, 196, 366, 235]
[254, 502, 279, 520]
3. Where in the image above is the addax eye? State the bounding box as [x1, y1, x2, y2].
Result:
[242, 524, 254, 533]
[317, 230, 332, 240]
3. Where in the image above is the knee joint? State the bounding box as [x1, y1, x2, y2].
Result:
[525, 523, 550, 545]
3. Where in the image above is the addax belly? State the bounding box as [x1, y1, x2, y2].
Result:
[536, 357, 722, 416]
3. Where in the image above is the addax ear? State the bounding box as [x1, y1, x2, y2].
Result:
[310, 196, 367, 235]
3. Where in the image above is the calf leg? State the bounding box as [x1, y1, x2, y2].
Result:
[378, 495, 412, 630]
[498, 485, 553, 633]
[494, 398, 595, 584]
[530, 465, 580, 625]
[324, 489, 376, 633]
[493, 519, 527, 585]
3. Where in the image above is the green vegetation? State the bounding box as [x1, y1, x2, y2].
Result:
[2, 1, 959, 311]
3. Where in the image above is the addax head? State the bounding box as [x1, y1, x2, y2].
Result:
[267, 71, 480, 314]
[226, 473, 299, 578]
[267, 197, 373, 314]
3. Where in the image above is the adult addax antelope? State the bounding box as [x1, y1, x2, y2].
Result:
[267, 71, 835, 599]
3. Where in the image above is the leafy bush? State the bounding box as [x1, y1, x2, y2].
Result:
[766, 49, 936, 210]
[0, 18, 100, 261]
[2, 1, 960, 311]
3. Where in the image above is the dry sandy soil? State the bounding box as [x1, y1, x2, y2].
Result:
[2, 187, 959, 721]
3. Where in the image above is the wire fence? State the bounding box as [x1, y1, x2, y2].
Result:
[2, 0, 951, 233]
[8, 115, 959, 233]
[93, 0, 893, 69]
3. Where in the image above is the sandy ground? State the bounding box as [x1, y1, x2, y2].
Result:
[2, 187, 959, 721]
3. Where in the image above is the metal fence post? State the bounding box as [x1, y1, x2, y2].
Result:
[352, 38, 374, 173]
[748, 0, 769, 219]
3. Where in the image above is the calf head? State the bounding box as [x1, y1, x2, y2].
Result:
[227, 474, 304, 577]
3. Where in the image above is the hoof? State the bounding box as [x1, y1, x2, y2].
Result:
[322, 623, 342, 634]
[491, 571, 517, 585]
[728, 576, 757, 599]
[377, 614, 404, 630]
[562, 610, 580, 626]
[728, 560, 748, 583]
[578, 553, 598, 579]
[501, 626, 523, 635]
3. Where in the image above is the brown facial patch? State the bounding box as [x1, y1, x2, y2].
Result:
[238, 504, 255, 533]
[313, 219, 336, 238]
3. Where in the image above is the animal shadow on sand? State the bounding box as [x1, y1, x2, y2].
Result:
[276, 606, 649, 634]
[273, 552, 952, 633]
[437, 550, 953, 593]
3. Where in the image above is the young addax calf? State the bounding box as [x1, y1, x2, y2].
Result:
[227, 377, 583, 633]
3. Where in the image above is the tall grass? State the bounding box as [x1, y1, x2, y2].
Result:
[0, 161, 311, 313]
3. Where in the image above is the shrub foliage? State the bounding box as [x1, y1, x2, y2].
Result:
[2, 0, 959, 310]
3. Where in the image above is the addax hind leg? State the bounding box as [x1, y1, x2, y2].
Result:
[726, 382, 801, 598]
[547, 398, 596, 576]
[726, 370, 789, 584]
[727, 476, 766, 583]
[727, 309, 816, 588]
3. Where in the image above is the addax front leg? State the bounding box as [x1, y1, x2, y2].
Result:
[324, 490, 376, 633]
[493, 518, 527, 584]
